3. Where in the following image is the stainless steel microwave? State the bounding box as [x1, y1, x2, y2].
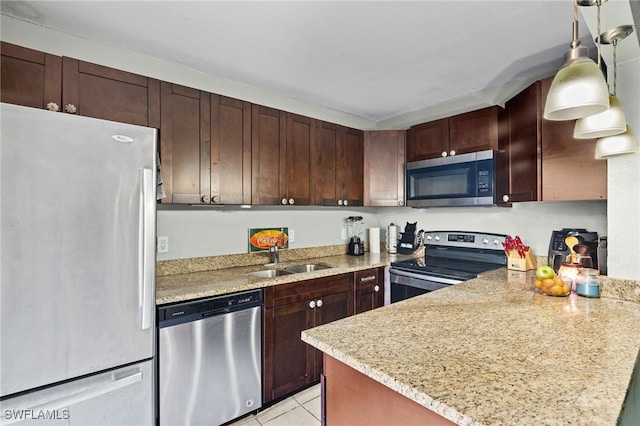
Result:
[406, 150, 499, 208]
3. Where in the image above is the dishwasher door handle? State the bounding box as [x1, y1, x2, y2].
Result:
[202, 308, 230, 318]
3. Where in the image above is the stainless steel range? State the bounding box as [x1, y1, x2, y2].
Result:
[389, 231, 507, 303]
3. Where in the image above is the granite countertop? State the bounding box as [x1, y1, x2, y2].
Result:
[156, 252, 404, 305]
[302, 268, 640, 425]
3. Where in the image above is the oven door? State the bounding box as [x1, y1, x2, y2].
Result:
[389, 268, 464, 303]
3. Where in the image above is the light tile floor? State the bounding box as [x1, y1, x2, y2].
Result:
[230, 384, 321, 426]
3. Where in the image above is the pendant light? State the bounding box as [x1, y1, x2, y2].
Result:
[574, 24, 633, 138]
[595, 126, 638, 158]
[543, 0, 610, 121]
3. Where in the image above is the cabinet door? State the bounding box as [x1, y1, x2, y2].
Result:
[540, 78, 607, 200]
[364, 130, 406, 207]
[340, 128, 364, 206]
[62, 57, 160, 127]
[0, 42, 61, 109]
[160, 82, 208, 203]
[503, 82, 541, 203]
[449, 106, 502, 156]
[354, 268, 383, 314]
[314, 121, 341, 206]
[210, 94, 251, 204]
[311, 290, 352, 381]
[285, 113, 314, 205]
[263, 301, 315, 403]
[252, 105, 286, 205]
[406, 118, 448, 161]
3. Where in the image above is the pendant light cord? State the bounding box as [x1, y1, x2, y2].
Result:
[612, 38, 618, 96]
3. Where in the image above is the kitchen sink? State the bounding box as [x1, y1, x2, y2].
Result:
[247, 269, 294, 278]
[283, 264, 332, 274]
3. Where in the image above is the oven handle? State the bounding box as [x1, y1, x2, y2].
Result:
[389, 268, 464, 285]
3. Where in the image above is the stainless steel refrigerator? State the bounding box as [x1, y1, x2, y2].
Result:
[0, 103, 156, 425]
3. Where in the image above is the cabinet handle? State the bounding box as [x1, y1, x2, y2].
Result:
[502, 194, 510, 202]
[374, 285, 380, 292]
[281, 198, 288, 205]
[360, 275, 376, 282]
[441, 151, 447, 157]
[288, 198, 295, 205]
[201, 195, 211, 204]
[309, 300, 316, 309]
[64, 104, 77, 114]
[316, 299, 323, 308]
[449, 150, 456, 156]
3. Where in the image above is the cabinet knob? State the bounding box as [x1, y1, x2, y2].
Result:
[288, 198, 295, 205]
[374, 285, 380, 292]
[46, 102, 60, 112]
[64, 104, 77, 114]
[281, 198, 288, 205]
[337, 200, 343, 206]
[309, 300, 316, 309]
[398, 200, 404, 207]
[211, 195, 220, 204]
[502, 194, 510, 202]
[201, 195, 211, 204]
[441, 151, 448, 157]
[316, 299, 323, 308]
[449, 150, 456, 156]
[343, 200, 349, 206]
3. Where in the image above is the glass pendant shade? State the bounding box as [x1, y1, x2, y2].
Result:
[543, 56, 610, 121]
[574, 94, 627, 138]
[595, 126, 638, 158]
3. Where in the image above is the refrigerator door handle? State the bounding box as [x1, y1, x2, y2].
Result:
[1, 372, 143, 425]
[139, 168, 154, 330]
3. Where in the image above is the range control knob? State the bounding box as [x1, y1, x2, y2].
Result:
[482, 238, 489, 244]
[434, 235, 441, 241]
[493, 239, 501, 245]
[426, 235, 433, 240]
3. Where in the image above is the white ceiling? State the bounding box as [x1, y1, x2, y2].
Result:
[1, 1, 638, 129]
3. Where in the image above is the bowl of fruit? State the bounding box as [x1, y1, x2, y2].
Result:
[533, 266, 571, 297]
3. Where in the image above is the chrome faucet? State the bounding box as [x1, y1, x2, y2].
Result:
[268, 244, 280, 264]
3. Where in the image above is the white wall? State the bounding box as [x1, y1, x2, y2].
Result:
[157, 201, 607, 260]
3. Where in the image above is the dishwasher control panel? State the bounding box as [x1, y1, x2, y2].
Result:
[158, 289, 262, 327]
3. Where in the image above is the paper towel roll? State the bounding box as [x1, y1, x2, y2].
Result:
[369, 227, 380, 253]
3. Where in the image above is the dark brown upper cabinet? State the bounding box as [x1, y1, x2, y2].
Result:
[364, 130, 406, 207]
[406, 106, 503, 162]
[1, 42, 62, 110]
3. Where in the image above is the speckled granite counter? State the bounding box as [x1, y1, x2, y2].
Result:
[156, 251, 406, 305]
[302, 269, 640, 425]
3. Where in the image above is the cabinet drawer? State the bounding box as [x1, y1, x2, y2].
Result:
[264, 273, 352, 308]
[354, 268, 379, 287]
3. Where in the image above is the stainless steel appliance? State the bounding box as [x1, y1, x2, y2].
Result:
[389, 231, 507, 302]
[0, 103, 156, 424]
[548, 228, 599, 272]
[405, 150, 503, 208]
[158, 290, 262, 426]
[346, 216, 364, 256]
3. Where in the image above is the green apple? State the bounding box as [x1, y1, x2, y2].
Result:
[535, 265, 555, 280]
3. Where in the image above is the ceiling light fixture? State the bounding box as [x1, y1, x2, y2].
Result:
[543, 0, 610, 121]
[595, 126, 638, 158]
[574, 24, 633, 139]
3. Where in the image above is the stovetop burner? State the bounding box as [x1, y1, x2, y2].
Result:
[390, 230, 508, 281]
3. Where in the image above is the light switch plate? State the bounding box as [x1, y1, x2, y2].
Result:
[289, 229, 295, 243]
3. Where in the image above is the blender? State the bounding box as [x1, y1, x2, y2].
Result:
[346, 216, 364, 256]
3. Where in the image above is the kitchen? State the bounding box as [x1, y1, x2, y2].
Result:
[1, 1, 640, 425]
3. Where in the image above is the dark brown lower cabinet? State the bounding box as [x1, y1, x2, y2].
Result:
[263, 273, 353, 404]
[354, 268, 384, 314]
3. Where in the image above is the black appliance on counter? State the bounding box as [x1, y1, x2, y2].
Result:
[389, 231, 507, 303]
[346, 216, 364, 256]
[548, 228, 599, 272]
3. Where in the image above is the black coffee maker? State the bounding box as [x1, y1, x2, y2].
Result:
[548, 228, 599, 272]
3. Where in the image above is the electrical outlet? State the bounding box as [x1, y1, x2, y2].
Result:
[157, 236, 169, 254]
[289, 229, 295, 243]
[341, 228, 347, 240]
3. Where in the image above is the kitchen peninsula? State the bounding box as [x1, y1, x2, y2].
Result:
[302, 268, 640, 425]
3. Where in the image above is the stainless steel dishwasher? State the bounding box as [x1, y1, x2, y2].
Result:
[158, 289, 262, 426]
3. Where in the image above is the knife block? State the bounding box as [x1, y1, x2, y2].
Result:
[507, 249, 536, 271]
